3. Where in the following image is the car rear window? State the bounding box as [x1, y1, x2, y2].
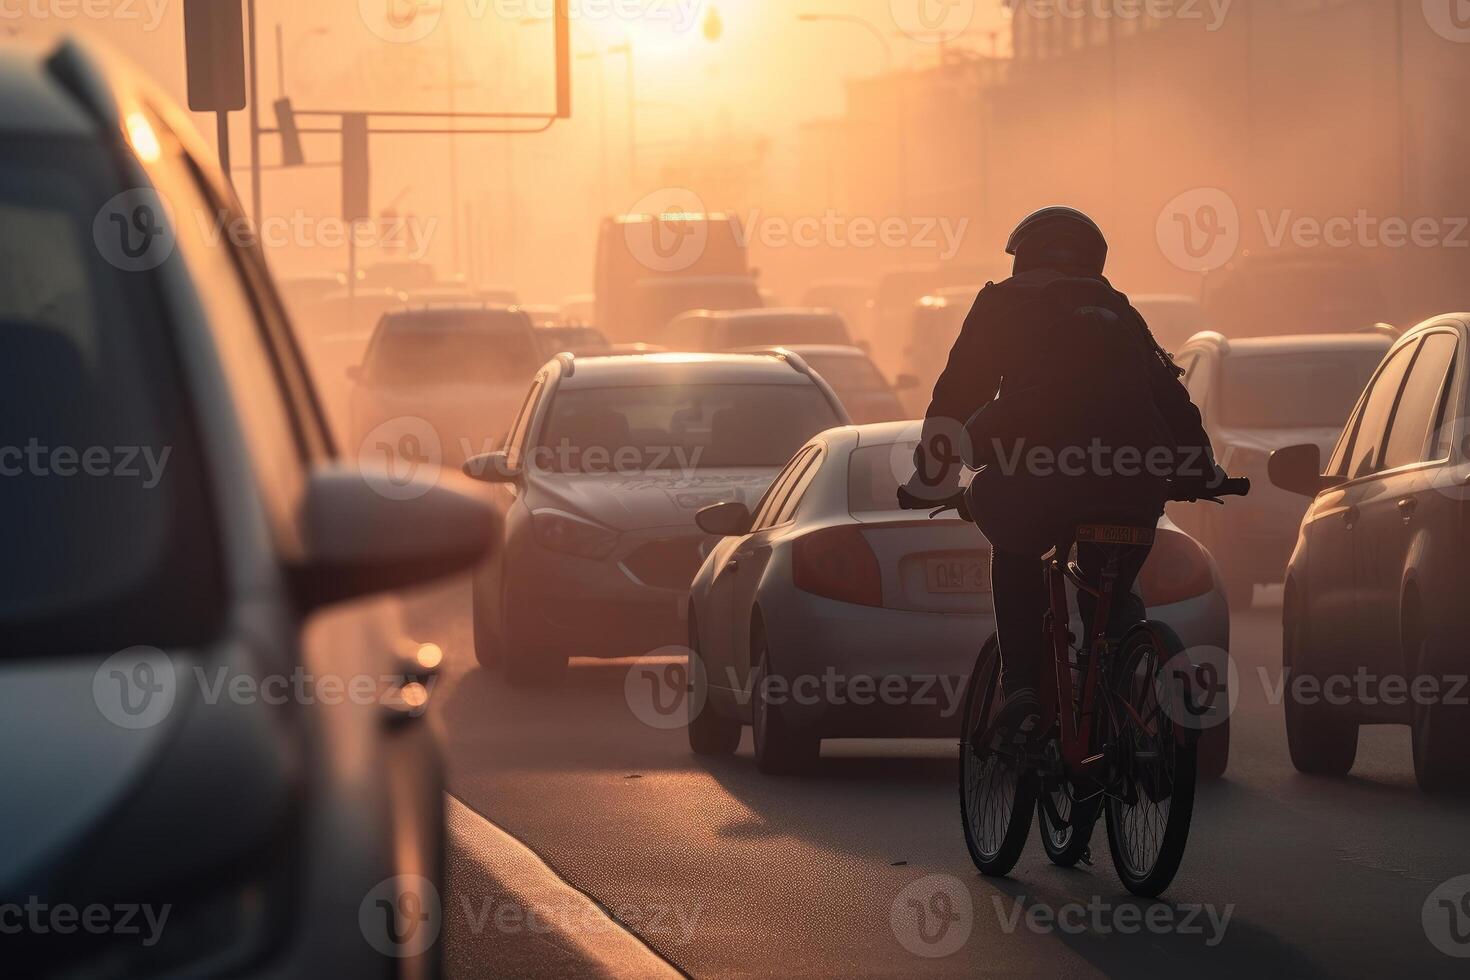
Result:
[804, 353, 886, 396]
[1221, 349, 1386, 429]
[537, 383, 841, 472]
[848, 443, 915, 514]
[1, 137, 222, 655]
[366, 311, 542, 384]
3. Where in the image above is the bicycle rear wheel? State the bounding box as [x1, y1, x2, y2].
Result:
[1103, 625, 1197, 897]
[959, 636, 1037, 877]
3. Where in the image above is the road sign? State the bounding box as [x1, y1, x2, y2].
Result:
[183, 0, 246, 113]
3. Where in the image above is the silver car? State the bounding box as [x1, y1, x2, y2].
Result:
[686, 423, 1233, 777]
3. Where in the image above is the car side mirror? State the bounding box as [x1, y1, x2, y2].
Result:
[894, 373, 920, 391]
[696, 501, 752, 537]
[462, 450, 521, 484]
[1269, 444, 1339, 497]
[291, 465, 498, 610]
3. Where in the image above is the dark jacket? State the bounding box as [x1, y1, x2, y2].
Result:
[911, 270, 1215, 554]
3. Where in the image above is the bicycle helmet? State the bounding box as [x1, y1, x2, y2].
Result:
[1006, 207, 1108, 276]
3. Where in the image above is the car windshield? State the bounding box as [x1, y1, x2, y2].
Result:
[537, 383, 842, 472]
[366, 312, 542, 384]
[1221, 350, 1386, 429]
[1, 137, 221, 653]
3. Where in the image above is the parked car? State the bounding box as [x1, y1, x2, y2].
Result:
[666, 308, 851, 352]
[349, 305, 544, 466]
[479, 283, 523, 306]
[732, 346, 911, 423]
[1, 39, 494, 976]
[1168, 331, 1392, 606]
[1204, 252, 1393, 339]
[538, 324, 612, 357]
[1270, 315, 1470, 791]
[1133, 293, 1207, 353]
[461, 353, 850, 684]
[686, 423, 1234, 776]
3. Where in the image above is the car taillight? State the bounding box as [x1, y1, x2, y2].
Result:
[792, 525, 884, 607]
[1138, 528, 1215, 606]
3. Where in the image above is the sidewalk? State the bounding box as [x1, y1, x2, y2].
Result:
[443, 794, 685, 980]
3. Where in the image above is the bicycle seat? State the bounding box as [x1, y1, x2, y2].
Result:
[1075, 524, 1156, 547]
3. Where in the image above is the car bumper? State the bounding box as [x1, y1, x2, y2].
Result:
[761, 587, 995, 738]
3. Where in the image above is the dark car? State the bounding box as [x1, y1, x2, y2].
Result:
[1270, 315, 1470, 791]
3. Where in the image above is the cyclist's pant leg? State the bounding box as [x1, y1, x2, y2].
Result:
[1076, 541, 1153, 640]
[990, 548, 1048, 696]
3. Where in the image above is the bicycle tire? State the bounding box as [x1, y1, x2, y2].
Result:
[1103, 624, 1197, 897]
[959, 636, 1038, 877]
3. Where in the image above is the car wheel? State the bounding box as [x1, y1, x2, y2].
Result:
[1408, 631, 1470, 793]
[1283, 599, 1358, 775]
[750, 621, 819, 775]
[687, 611, 741, 757]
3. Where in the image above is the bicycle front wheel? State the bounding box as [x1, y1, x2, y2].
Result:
[959, 636, 1037, 877]
[1103, 625, 1197, 897]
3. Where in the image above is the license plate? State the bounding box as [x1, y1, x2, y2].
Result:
[925, 558, 990, 594]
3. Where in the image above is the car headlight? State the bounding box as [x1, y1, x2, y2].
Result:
[533, 510, 620, 559]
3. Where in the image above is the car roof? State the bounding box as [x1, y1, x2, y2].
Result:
[0, 44, 102, 136]
[850, 420, 923, 448]
[555, 352, 820, 389]
[733, 344, 870, 359]
[681, 308, 841, 322]
[378, 305, 529, 327]
[1195, 333, 1395, 357]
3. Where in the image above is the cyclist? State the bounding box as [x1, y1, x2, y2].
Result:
[898, 206, 1219, 715]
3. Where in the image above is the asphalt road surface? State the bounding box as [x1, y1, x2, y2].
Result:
[415, 583, 1470, 978]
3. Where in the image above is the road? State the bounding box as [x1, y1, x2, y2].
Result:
[413, 583, 1470, 978]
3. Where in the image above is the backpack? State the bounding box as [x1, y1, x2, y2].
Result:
[962, 285, 1173, 557]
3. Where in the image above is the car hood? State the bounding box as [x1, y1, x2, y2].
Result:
[529, 468, 781, 532]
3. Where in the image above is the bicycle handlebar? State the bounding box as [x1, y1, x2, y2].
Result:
[896, 485, 970, 520]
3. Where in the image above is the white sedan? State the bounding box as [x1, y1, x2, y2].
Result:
[685, 422, 1233, 776]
